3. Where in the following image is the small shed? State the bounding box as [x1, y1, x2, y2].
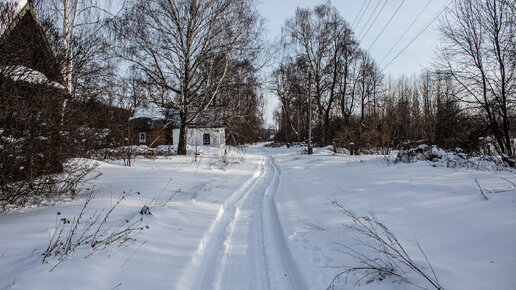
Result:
[129, 106, 225, 148]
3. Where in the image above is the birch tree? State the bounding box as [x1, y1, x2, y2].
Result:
[115, 0, 262, 154]
[36, 0, 119, 119]
[282, 2, 357, 144]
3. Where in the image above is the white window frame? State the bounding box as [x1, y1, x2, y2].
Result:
[139, 132, 146, 144]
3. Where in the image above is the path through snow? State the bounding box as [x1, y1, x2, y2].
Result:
[177, 155, 307, 290]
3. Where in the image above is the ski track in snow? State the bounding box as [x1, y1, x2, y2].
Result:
[176, 154, 307, 290]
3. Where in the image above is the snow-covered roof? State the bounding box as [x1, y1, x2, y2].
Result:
[130, 106, 224, 130]
[167, 107, 225, 128]
[1, 65, 65, 89]
[0, 0, 28, 37]
[131, 106, 167, 121]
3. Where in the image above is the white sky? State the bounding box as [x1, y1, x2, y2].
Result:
[258, 0, 451, 126]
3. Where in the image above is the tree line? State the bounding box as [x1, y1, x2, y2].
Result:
[272, 0, 515, 162]
[20, 0, 515, 157]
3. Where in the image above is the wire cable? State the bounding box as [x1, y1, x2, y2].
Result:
[357, 0, 384, 41]
[366, 0, 407, 51]
[358, 0, 389, 43]
[351, 1, 368, 29]
[378, 0, 432, 65]
[381, 0, 454, 72]
[353, 0, 373, 31]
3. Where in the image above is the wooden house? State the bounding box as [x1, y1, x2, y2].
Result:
[0, 0, 68, 185]
[129, 107, 226, 148]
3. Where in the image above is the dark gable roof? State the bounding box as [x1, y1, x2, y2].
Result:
[130, 107, 224, 130]
[0, 0, 64, 85]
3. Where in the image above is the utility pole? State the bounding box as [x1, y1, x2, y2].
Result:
[307, 72, 312, 155]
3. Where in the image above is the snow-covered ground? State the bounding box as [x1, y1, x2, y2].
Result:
[1, 144, 515, 289]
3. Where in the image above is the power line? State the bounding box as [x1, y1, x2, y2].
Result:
[358, 0, 389, 43]
[353, 0, 373, 30]
[381, 0, 454, 72]
[366, 0, 407, 51]
[351, 1, 367, 29]
[379, 0, 432, 66]
[357, 0, 384, 41]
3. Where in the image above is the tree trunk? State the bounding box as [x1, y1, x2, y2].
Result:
[177, 124, 188, 155]
[324, 108, 331, 145]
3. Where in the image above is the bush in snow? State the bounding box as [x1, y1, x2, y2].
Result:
[89, 145, 155, 160]
[154, 145, 176, 156]
[334, 147, 350, 155]
[266, 141, 306, 149]
[42, 190, 147, 270]
[87, 145, 155, 166]
[0, 159, 99, 211]
[204, 150, 245, 169]
[394, 144, 509, 171]
[328, 200, 444, 290]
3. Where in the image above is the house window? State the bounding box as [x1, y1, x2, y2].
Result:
[203, 133, 210, 145]
[139, 132, 146, 143]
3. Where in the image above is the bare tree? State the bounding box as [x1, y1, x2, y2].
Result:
[338, 41, 359, 127]
[272, 58, 310, 144]
[282, 2, 357, 144]
[38, 0, 117, 93]
[438, 0, 515, 161]
[216, 59, 264, 145]
[34, 0, 121, 130]
[272, 1, 491, 155]
[114, 0, 262, 155]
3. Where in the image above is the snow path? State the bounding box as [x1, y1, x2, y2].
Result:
[176, 154, 307, 290]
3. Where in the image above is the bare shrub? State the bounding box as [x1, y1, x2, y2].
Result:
[206, 150, 245, 168]
[333, 119, 392, 156]
[328, 200, 444, 290]
[42, 190, 146, 270]
[474, 178, 489, 201]
[220, 151, 245, 167]
[120, 145, 134, 166]
[394, 144, 510, 171]
[0, 159, 99, 211]
[87, 146, 162, 167]
[299, 218, 326, 231]
[154, 145, 176, 156]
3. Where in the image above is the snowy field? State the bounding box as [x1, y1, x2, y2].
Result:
[1, 144, 515, 289]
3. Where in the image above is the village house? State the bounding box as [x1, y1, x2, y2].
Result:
[129, 106, 225, 148]
[0, 0, 68, 185]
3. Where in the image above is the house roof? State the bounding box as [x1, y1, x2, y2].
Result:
[130, 106, 224, 130]
[0, 0, 64, 85]
[0, 0, 28, 37]
[1, 65, 65, 89]
[131, 106, 167, 120]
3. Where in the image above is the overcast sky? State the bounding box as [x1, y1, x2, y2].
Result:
[257, 0, 451, 126]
